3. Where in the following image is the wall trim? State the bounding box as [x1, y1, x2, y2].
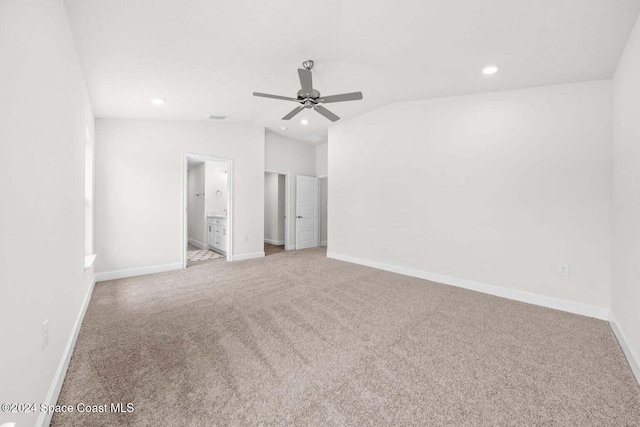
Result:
[320, 240, 327, 247]
[610, 316, 640, 385]
[264, 238, 285, 245]
[95, 262, 183, 282]
[233, 252, 265, 261]
[188, 238, 208, 250]
[327, 251, 609, 321]
[37, 274, 96, 427]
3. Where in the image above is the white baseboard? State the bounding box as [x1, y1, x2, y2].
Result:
[610, 316, 640, 385]
[264, 238, 285, 245]
[320, 240, 327, 247]
[327, 252, 609, 321]
[37, 274, 96, 427]
[95, 262, 183, 282]
[233, 252, 265, 261]
[188, 238, 207, 250]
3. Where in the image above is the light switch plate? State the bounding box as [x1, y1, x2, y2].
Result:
[558, 264, 569, 276]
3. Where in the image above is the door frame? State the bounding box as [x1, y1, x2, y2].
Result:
[264, 169, 292, 250]
[182, 153, 234, 267]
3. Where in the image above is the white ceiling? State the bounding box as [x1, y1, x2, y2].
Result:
[65, 0, 640, 144]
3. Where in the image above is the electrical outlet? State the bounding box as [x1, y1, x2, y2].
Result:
[114, 245, 122, 255]
[242, 236, 248, 243]
[558, 264, 569, 276]
[42, 320, 49, 350]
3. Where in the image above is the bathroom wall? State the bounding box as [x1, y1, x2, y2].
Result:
[187, 163, 206, 245]
[205, 161, 228, 217]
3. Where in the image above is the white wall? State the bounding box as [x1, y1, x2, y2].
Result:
[319, 177, 328, 246]
[95, 119, 265, 274]
[612, 13, 640, 381]
[278, 174, 286, 242]
[328, 81, 612, 314]
[187, 163, 206, 244]
[316, 142, 328, 177]
[264, 172, 281, 243]
[265, 130, 316, 249]
[205, 161, 228, 217]
[0, 1, 95, 426]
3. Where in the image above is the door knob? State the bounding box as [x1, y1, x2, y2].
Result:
[297, 216, 303, 219]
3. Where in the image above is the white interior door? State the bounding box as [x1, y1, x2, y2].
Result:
[296, 175, 319, 249]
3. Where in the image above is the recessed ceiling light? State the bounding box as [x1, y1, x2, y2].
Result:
[301, 119, 308, 125]
[482, 65, 499, 75]
[151, 98, 165, 105]
[281, 126, 288, 130]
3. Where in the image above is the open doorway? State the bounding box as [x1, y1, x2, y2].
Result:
[264, 170, 290, 256]
[182, 153, 233, 268]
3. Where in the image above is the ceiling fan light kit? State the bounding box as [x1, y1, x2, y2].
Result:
[253, 60, 363, 122]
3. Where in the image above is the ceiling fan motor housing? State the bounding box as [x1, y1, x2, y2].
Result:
[298, 89, 321, 104]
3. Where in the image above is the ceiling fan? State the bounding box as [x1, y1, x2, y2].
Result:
[253, 60, 363, 122]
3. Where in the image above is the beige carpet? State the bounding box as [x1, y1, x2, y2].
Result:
[52, 248, 640, 426]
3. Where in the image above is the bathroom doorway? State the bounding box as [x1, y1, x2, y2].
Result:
[182, 153, 233, 268]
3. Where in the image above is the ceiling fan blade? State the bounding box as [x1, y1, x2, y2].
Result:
[282, 106, 305, 120]
[319, 92, 363, 103]
[253, 92, 299, 102]
[314, 105, 340, 122]
[298, 68, 313, 96]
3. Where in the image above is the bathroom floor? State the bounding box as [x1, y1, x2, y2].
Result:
[187, 244, 225, 267]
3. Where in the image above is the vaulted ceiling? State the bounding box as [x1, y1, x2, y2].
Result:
[65, 0, 640, 144]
